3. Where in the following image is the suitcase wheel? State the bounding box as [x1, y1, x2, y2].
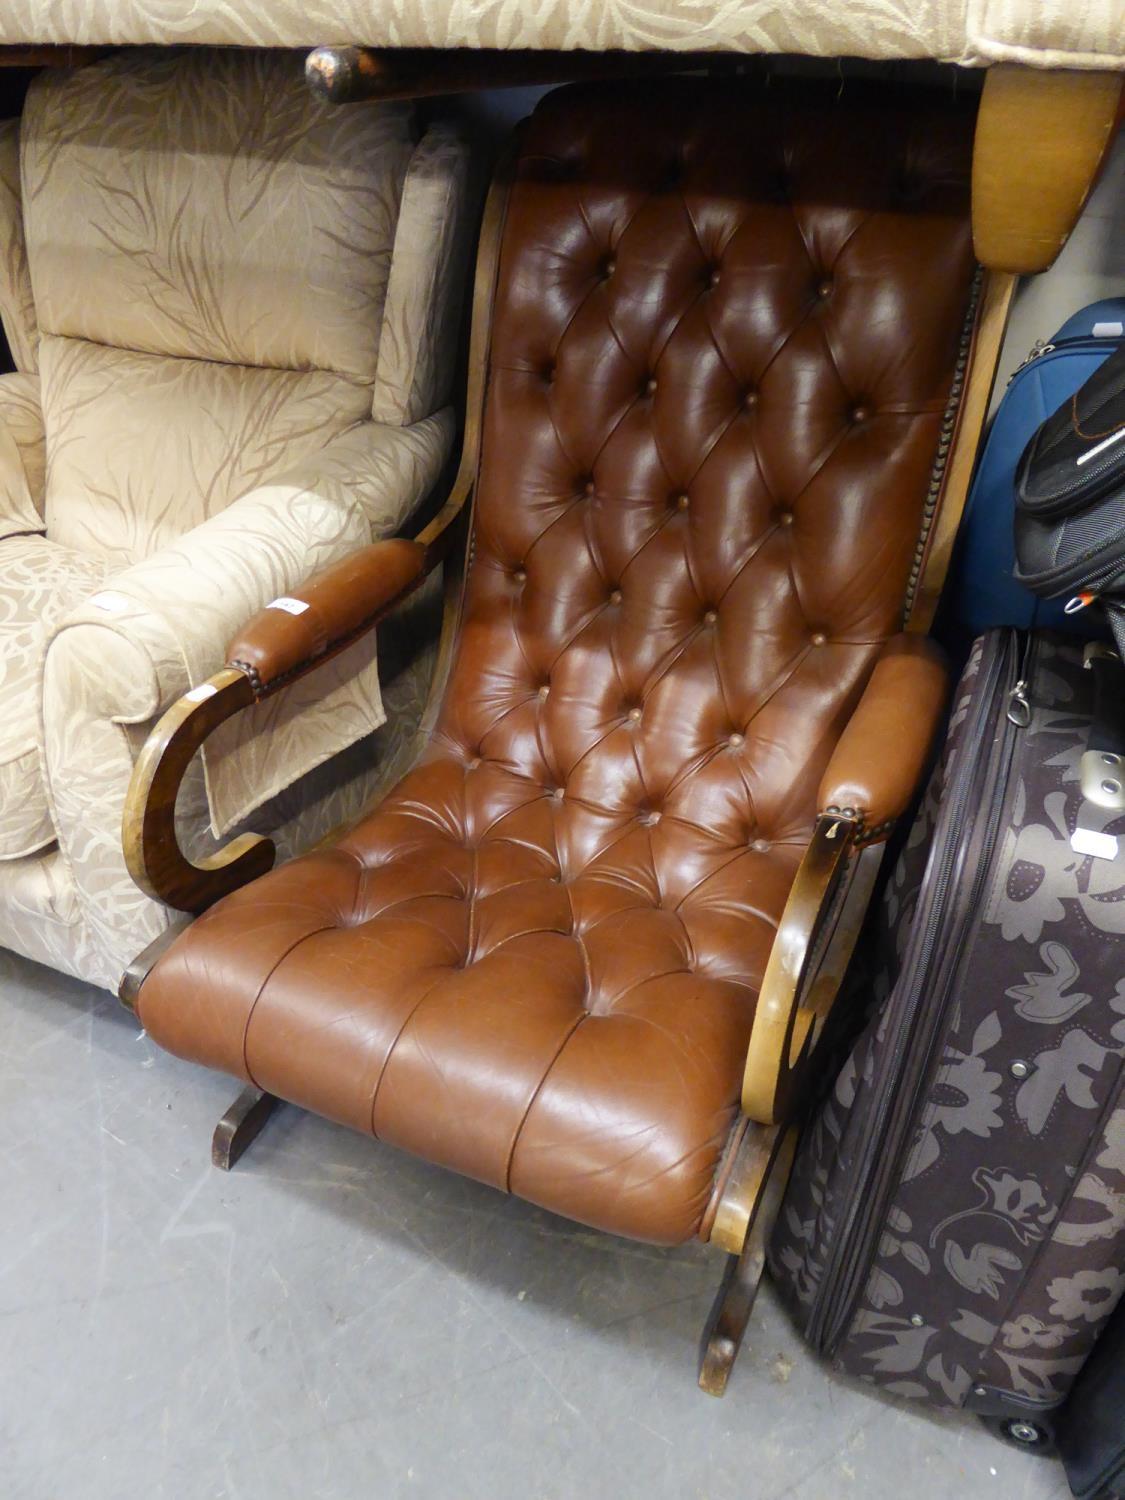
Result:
[977, 1414, 1057, 1457]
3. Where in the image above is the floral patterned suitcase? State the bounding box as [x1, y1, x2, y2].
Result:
[1057, 1293, 1125, 1498]
[770, 629, 1125, 1453]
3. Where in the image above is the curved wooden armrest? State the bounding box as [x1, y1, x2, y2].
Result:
[121, 498, 473, 916]
[123, 667, 273, 914]
[120, 514, 463, 918]
[742, 814, 884, 1125]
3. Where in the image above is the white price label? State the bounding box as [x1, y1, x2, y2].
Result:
[1071, 827, 1120, 862]
[267, 597, 310, 616]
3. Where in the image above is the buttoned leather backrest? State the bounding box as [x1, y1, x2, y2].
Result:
[436, 80, 976, 907]
[16, 49, 416, 565]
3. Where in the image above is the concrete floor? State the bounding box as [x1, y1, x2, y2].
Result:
[2, 948, 1074, 1500]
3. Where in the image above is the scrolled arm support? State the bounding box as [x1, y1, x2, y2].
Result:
[741, 814, 868, 1125]
[123, 667, 270, 914]
[121, 520, 461, 916]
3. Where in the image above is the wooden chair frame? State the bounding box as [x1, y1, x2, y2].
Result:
[119, 65, 1122, 1393]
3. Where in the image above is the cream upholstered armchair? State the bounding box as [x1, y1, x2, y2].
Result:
[0, 48, 473, 992]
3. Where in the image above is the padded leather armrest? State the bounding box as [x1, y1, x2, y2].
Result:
[227, 538, 428, 696]
[818, 633, 948, 836]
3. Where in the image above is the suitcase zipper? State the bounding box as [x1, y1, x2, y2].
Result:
[1009, 331, 1125, 383]
[811, 631, 1031, 1353]
[1017, 542, 1125, 602]
[1010, 339, 1056, 379]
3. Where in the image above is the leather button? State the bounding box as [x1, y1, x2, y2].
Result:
[728, 732, 744, 748]
[810, 631, 827, 646]
[707, 266, 721, 288]
[751, 838, 771, 854]
[817, 279, 833, 299]
[743, 389, 758, 409]
[550, 787, 565, 801]
[626, 705, 643, 722]
[513, 567, 527, 583]
[703, 609, 717, 625]
[851, 404, 870, 422]
[467, 756, 481, 770]
[609, 588, 623, 605]
[674, 493, 690, 511]
[601, 255, 616, 278]
[582, 477, 596, 496]
[641, 809, 661, 826]
[643, 376, 658, 396]
[777, 508, 794, 526]
[538, 684, 550, 700]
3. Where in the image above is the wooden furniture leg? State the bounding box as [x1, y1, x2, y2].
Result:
[212, 1086, 280, 1171]
[699, 1125, 798, 1397]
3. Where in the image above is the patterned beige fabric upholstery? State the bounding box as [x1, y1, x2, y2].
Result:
[0, 48, 473, 990]
[972, 0, 1125, 68]
[0, 373, 45, 538]
[0, 121, 37, 375]
[23, 51, 414, 377]
[0, 1, 1121, 70]
[39, 337, 374, 564]
[50, 412, 452, 837]
[372, 122, 477, 426]
[0, 536, 107, 860]
[25, 573, 443, 993]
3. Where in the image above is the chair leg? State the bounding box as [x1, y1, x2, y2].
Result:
[212, 1086, 279, 1171]
[699, 1124, 798, 1396]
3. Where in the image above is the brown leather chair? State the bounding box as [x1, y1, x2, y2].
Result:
[123, 78, 983, 1391]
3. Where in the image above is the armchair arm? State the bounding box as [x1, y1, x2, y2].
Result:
[37, 415, 449, 929]
[123, 486, 464, 914]
[226, 537, 429, 696]
[817, 633, 949, 837]
[741, 633, 950, 1126]
[0, 372, 45, 538]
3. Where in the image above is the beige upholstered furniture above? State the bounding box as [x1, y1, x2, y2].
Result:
[0, 1, 1123, 73]
[0, 48, 473, 991]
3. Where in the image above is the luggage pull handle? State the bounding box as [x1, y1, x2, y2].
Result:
[1081, 642, 1125, 810]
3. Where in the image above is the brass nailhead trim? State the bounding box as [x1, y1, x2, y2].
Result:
[904, 264, 983, 618]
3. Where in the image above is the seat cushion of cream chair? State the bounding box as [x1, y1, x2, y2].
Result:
[0, 535, 108, 859]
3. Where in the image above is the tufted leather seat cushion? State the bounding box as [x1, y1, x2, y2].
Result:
[138, 79, 978, 1245]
